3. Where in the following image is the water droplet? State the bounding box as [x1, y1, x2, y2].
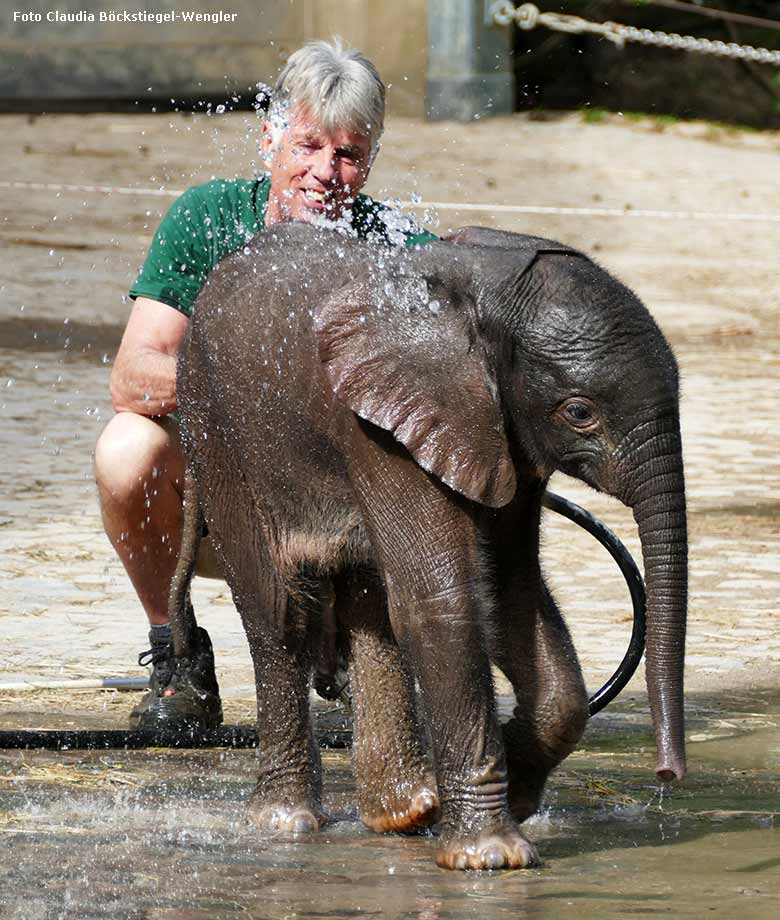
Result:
[422, 208, 440, 229]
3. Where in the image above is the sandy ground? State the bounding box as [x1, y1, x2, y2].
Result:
[0, 109, 778, 728]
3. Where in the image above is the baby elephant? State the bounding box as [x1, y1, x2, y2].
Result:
[169, 224, 687, 870]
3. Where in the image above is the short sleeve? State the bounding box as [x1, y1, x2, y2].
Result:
[404, 229, 439, 248]
[128, 186, 215, 316]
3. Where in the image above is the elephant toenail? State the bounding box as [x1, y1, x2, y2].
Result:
[481, 846, 505, 869]
[414, 791, 435, 812]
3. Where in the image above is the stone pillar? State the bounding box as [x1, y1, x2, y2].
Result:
[426, 0, 514, 121]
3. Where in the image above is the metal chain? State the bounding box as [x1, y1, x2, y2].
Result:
[490, 1, 780, 66]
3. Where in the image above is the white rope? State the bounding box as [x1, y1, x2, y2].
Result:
[491, 1, 780, 66]
[3, 179, 780, 224]
[412, 200, 780, 223]
[0, 179, 177, 197]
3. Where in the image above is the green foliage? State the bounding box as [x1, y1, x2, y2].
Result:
[577, 106, 768, 136]
[580, 106, 609, 124]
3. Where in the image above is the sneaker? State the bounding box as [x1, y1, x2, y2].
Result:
[129, 623, 223, 731]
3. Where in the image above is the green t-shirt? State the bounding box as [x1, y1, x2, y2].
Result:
[129, 177, 438, 316]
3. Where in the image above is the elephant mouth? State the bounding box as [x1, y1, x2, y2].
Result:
[557, 449, 604, 488]
[560, 447, 600, 462]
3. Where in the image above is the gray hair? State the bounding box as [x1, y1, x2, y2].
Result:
[268, 37, 385, 156]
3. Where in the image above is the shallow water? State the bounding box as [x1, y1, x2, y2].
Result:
[0, 692, 778, 918]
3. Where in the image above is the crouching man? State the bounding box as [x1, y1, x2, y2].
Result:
[95, 38, 436, 730]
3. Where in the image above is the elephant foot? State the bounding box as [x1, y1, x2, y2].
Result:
[360, 776, 440, 835]
[247, 798, 326, 834]
[507, 776, 547, 823]
[436, 822, 539, 871]
[502, 717, 566, 823]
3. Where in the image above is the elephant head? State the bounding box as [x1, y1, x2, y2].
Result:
[315, 225, 687, 783]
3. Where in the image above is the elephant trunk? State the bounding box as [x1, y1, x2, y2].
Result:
[619, 415, 688, 782]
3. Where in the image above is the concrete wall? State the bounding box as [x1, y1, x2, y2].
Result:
[305, 0, 428, 117]
[426, 0, 513, 120]
[0, 0, 429, 116]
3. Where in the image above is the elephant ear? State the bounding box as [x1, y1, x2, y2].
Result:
[314, 264, 516, 508]
[446, 225, 575, 255]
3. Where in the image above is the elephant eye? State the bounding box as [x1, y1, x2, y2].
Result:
[560, 399, 598, 428]
[567, 403, 591, 421]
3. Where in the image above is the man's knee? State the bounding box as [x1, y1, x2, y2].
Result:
[95, 413, 181, 505]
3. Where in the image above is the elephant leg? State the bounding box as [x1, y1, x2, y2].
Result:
[398, 602, 538, 869]
[492, 579, 589, 823]
[190, 437, 325, 834]
[241, 575, 326, 834]
[349, 429, 537, 869]
[312, 580, 342, 701]
[334, 568, 439, 834]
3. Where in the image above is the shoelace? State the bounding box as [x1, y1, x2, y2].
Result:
[138, 643, 177, 694]
[138, 639, 178, 686]
[137, 644, 174, 668]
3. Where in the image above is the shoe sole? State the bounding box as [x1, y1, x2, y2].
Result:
[129, 699, 223, 733]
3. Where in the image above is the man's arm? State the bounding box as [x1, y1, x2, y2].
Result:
[110, 297, 189, 416]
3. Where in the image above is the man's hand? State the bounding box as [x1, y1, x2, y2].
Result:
[110, 297, 189, 416]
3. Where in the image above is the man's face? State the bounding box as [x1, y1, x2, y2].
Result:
[262, 104, 373, 226]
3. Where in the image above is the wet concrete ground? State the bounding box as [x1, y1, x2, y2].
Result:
[0, 110, 779, 913]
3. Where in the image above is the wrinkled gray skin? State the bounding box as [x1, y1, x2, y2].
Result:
[171, 223, 687, 870]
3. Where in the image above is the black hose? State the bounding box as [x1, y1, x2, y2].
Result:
[0, 724, 352, 751]
[0, 493, 644, 749]
[541, 491, 647, 717]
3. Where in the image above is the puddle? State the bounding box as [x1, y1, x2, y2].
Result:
[0, 692, 778, 918]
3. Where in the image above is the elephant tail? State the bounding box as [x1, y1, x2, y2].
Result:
[168, 466, 203, 659]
